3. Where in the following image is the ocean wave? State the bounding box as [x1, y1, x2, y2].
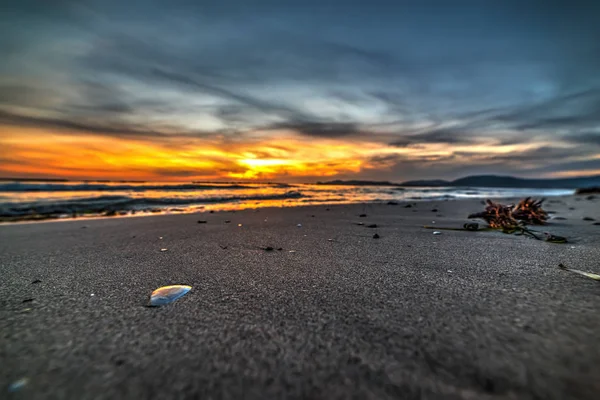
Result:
[0, 191, 305, 217]
[0, 182, 253, 192]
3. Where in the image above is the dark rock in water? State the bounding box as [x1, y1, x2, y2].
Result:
[224, 220, 231, 223]
[325, 208, 330, 211]
[586, 195, 596, 200]
[582, 217, 595, 221]
[436, 214, 444, 217]
[373, 233, 380, 239]
[553, 217, 567, 220]
[104, 210, 117, 216]
[22, 298, 34, 303]
[197, 220, 208, 224]
[593, 222, 600, 226]
[568, 207, 575, 210]
[277, 247, 283, 251]
[311, 215, 315, 217]
[359, 214, 367, 217]
[575, 187, 600, 195]
[209, 210, 215, 213]
[404, 204, 412, 208]
[431, 208, 438, 212]
[31, 279, 41, 284]
[387, 201, 399, 205]
[366, 224, 378, 228]
[264, 247, 274, 251]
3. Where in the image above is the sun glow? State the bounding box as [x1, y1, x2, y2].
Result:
[1, 124, 587, 182]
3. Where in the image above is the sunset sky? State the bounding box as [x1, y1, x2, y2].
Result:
[1, 0, 599, 182]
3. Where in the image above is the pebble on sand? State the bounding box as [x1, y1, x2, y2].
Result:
[8, 378, 28, 392]
[433, 231, 442, 235]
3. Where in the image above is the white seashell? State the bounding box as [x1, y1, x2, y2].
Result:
[149, 285, 192, 306]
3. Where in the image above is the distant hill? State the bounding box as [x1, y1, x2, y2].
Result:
[318, 175, 600, 189]
[444, 175, 600, 189]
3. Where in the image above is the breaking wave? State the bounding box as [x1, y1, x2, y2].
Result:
[0, 191, 305, 218]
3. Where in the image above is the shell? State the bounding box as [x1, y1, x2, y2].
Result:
[149, 285, 192, 306]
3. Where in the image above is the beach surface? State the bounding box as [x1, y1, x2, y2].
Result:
[1, 196, 600, 399]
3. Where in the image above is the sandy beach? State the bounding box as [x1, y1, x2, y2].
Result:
[1, 196, 600, 399]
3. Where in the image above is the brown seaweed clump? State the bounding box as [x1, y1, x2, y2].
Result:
[511, 197, 548, 225]
[468, 200, 520, 230]
[468, 197, 547, 230]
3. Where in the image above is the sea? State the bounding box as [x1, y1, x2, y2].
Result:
[0, 180, 574, 222]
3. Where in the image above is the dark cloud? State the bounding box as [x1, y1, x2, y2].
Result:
[0, 109, 217, 139]
[390, 127, 479, 147]
[269, 122, 364, 138]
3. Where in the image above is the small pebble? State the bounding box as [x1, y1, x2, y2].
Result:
[8, 378, 28, 392]
[433, 231, 441, 235]
[238, 224, 242, 227]
[297, 224, 302, 227]
[160, 248, 168, 252]
[288, 250, 296, 253]
[373, 233, 380, 239]
[197, 220, 207, 224]
[90, 293, 95, 297]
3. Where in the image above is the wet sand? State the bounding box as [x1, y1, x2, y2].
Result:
[1, 196, 600, 399]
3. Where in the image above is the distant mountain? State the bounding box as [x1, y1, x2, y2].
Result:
[402, 175, 600, 188]
[318, 175, 600, 189]
[449, 175, 600, 188]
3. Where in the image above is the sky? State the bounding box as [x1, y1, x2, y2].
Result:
[1, 0, 599, 182]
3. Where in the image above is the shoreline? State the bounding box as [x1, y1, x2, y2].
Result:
[0, 193, 582, 226]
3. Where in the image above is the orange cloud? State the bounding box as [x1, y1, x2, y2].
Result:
[0, 126, 389, 181]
